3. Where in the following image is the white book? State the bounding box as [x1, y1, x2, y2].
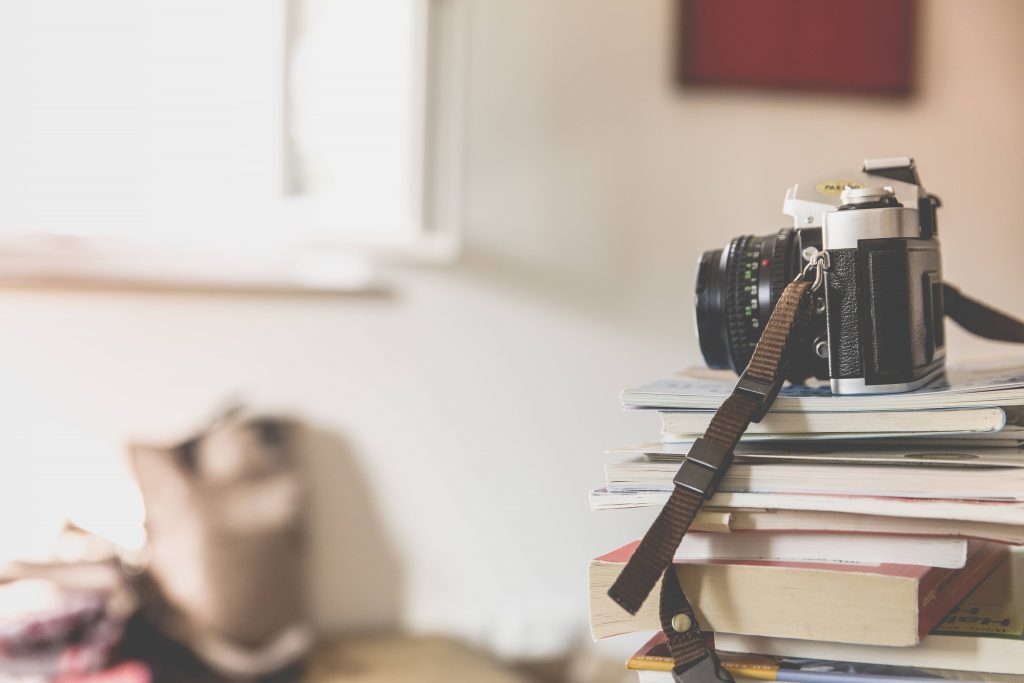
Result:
[686, 507, 1024, 545]
[658, 434, 1024, 447]
[610, 441, 1024, 467]
[675, 531, 967, 568]
[603, 456, 1024, 500]
[622, 360, 1024, 412]
[660, 430, 1024, 444]
[659, 406, 1009, 437]
[589, 488, 1024, 525]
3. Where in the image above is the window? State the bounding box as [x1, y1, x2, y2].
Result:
[0, 0, 465, 289]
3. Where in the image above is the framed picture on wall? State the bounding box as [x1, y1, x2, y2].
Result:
[677, 0, 915, 95]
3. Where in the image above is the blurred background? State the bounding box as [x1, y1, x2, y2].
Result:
[0, 1, 1021, 681]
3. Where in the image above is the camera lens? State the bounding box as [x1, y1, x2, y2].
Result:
[694, 228, 805, 374]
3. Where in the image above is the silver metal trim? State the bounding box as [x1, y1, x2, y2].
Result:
[863, 156, 913, 172]
[786, 164, 925, 229]
[839, 185, 895, 207]
[830, 365, 945, 395]
[823, 206, 921, 250]
[793, 250, 829, 291]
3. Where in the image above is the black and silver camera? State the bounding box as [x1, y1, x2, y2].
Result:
[695, 157, 945, 395]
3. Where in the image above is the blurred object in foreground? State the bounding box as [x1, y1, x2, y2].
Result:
[130, 411, 310, 679]
[305, 635, 537, 683]
[54, 662, 152, 683]
[0, 551, 141, 681]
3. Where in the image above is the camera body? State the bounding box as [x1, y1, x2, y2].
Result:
[696, 157, 945, 395]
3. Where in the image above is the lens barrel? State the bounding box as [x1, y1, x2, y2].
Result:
[695, 228, 811, 375]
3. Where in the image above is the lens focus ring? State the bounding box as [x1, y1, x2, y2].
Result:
[724, 235, 763, 372]
[768, 229, 791, 305]
[695, 228, 826, 380]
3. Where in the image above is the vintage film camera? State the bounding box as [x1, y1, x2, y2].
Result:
[695, 157, 945, 395]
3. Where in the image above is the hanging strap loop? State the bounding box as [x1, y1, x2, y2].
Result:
[944, 283, 1024, 344]
[607, 279, 815, 683]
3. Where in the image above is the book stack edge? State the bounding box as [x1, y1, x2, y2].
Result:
[590, 362, 1024, 681]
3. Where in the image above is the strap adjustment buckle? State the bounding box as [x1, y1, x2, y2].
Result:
[735, 370, 785, 423]
[673, 438, 732, 499]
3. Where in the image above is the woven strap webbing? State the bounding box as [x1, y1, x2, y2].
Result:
[944, 283, 1024, 344]
[608, 280, 814, 681]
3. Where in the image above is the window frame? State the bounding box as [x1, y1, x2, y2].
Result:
[0, 0, 467, 291]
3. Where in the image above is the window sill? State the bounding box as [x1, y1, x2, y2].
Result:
[0, 231, 459, 293]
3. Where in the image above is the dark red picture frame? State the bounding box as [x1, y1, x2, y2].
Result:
[677, 0, 915, 96]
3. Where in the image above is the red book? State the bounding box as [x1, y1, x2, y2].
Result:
[589, 540, 1008, 645]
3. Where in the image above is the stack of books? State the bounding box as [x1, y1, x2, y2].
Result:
[589, 362, 1024, 682]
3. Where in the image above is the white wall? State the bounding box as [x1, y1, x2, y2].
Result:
[0, 0, 1022, 660]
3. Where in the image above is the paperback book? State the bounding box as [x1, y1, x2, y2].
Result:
[668, 530, 968, 568]
[588, 540, 1007, 645]
[715, 551, 1024, 675]
[603, 455, 1024, 499]
[626, 632, 1021, 683]
[620, 362, 1024, 412]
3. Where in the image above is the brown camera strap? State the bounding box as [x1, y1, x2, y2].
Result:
[608, 279, 814, 683]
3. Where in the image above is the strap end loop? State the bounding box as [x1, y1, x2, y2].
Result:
[672, 654, 735, 683]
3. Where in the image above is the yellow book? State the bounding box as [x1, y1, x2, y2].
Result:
[935, 550, 1023, 638]
[626, 632, 1022, 682]
[626, 636, 778, 680]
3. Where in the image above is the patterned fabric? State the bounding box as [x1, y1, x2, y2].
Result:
[0, 579, 128, 680]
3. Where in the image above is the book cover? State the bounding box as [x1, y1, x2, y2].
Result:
[715, 551, 1024, 675]
[663, 530, 969, 568]
[611, 441, 1024, 468]
[660, 406, 1007, 436]
[603, 456, 1024, 501]
[590, 540, 1008, 644]
[682, 507, 1024, 546]
[589, 489, 1024, 527]
[627, 632, 1021, 682]
[620, 362, 1024, 412]
[627, 633, 779, 677]
[935, 550, 1024, 639]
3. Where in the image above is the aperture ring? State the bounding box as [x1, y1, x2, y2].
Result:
[724, 235, 763, 372]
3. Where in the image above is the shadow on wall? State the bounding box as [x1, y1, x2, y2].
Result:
[297, 424, 405, 634]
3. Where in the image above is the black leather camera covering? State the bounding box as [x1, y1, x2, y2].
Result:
[825, 240, 944, 386]
[824, 249, 864, 379]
